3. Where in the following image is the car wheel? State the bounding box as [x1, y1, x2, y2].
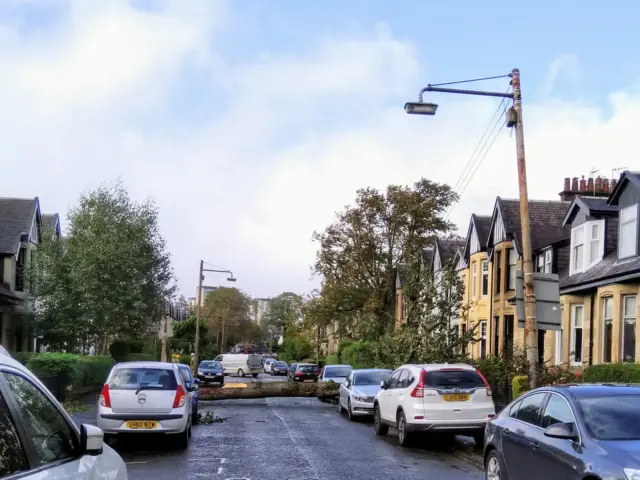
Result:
[252, 374, 258, 378]
[347, 399, 354, 421]
[397, 411, 412, 447]
[220, 378, 224, 385]
[337, 399, 345, 414]
[373, 404, 389, 436]
[485, 450, 503, 480]
[238, 369, 245, 377]
[192, 407, 198, 425]
[176, 425, 189, 449]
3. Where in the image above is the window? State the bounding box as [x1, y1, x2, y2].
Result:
[15, 247, 26, 292]
[508, 399, 522, 419]
[572, 226, 585, 273]
[109, 368, 178, 390]
[515, 392, 546, 426]
[493, 317, 500, 356]
[480, 321, 487, 359]
[589, 223, 601, 264]
[570, 304, 584, 365]
[537, 255, 544, 272]
[471, 262, 477, 299]
[0, 392, 29, 477]
[423, 370, 485, 389]
[507, 248, 517, 290]
[544, 250, 552, 273]
[619, 204, 638, 259]
[541, 394, 576, 430]
[495, 250, 502, 294]
[3, 372, 79, 466]
[623, 295, 637, 362]
[397, 370, 410, 389]
[602, 297, 613, 363]
[386, 370, 402, 389]
[577, 395, 640, 440]
[481, 260, 489, 296]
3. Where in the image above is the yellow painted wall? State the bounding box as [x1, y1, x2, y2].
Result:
[465, 252, 491, 359]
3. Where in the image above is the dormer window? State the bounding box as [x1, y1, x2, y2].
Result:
[619, 204, 638, 259]
[537, 250, 553, 273]
[570, 220, 605, 274]
[572, 227, 584, 272]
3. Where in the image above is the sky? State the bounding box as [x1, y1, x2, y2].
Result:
[1, 0, 639, 300]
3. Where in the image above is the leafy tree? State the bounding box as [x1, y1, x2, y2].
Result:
[202, 287, 261, 350]
[31, 181, 176, 353]
[262, 292, 303, 344]
[311, 178, 457, 340]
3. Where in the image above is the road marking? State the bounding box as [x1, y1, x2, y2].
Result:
[212, 458, 227, 463]
[217, 467, 223, 474]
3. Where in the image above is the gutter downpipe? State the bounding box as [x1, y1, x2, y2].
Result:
[589, 291, 595, 366]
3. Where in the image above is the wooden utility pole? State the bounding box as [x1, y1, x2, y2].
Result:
[194, 260, 204, 370]
[511, 68, 538, 389]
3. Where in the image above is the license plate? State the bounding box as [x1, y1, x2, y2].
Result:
[206, 375, 214, 379]
[442, 394, 470, 402]
[303, 379, 313, 383]
[125, 421, 158, 429]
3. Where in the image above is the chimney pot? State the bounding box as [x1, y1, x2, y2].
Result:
[595, 177, 603, 193]
[603, 178, 610, 193]
[571, 177, 579, 192]
[611, 178, 618, 191]
[587, 177, 594, 193]
[563, 177, 570, 192]
[579, 176, 587, 192]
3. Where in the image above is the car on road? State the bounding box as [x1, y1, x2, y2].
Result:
[263, 358, 275, 373]
[0, 345, 128, 479]
[178, 364, 201, 423]
[214, 353, 262, 378]
[484, 383, 640, 480]
[292, 364, 321, 383]
[270, 361, 289, 376]
[338, 368, 392, 420]
[319, 364, 353, 384]
[97, 361, 193, 448]
[287, 363, 299, 381]
[197, 360, 224, 385]
[373, 363, 494, 447]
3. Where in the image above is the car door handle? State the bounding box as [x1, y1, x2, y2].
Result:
[530, 441, 539, 450]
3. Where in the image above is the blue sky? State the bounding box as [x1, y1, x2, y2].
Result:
[0, 0, 637, 299]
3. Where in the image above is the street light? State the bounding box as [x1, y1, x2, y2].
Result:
[227, 276, 237, 282]
[404, 101, 438, 115]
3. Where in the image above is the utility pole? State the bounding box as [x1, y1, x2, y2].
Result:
[194, 260, 204, 372]
[511, 68, 538, 389]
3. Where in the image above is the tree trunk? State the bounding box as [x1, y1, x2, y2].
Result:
[199, 381, 339, 401]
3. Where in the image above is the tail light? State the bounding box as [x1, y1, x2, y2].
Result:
[99, 384, 111, 408]
[295, 372, 302, 376]
[173, 385, 186, 408]
[476, 369, 492, 397]
[411, 369, 425, 398]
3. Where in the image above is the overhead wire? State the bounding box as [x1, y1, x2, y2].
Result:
[429, 73, 512, 87]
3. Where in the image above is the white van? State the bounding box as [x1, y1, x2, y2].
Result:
[214, 354, 262, 378]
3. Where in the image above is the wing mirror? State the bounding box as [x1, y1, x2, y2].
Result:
[80, 424, 104, 456]
[380, 381, 387, 390]
[544, 423, 578, 441]
[194, 378, 201, 384]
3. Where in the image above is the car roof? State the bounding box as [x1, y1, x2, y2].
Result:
[324, 364, 352, 369]
[398, 363, 477, 372]
[114, 361, 177, 369]
[539, 383, 640, 398]
[352, 368, 393, 373]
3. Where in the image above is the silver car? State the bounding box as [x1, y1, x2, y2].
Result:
[319, 364, 353, 385]
[97, 361, 192, 448]
[338, 368, 393, 420]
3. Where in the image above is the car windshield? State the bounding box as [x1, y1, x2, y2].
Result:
[354, 371, 392, 386]
[200, 361, 219, 369]
[274, 362, 288, 367]
[324, 367, 352, 378]
[298, 365, 319, 372]
[423, 370, 485, 389]
[109, 368, 178, 390]
[577, 395, 640, 440]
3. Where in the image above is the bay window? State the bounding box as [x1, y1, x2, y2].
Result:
[570, 220, 605, 274]
[570, 304, 583, 365]
[507, 248, 517, 290]
[623, 295, 637, 362]
[602, 297, 613, 363]
[619, 204, 638, 259]
[481, 260, 489, 296]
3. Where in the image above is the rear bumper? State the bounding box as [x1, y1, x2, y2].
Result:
[404, 418, 488, 434]
[197, 374, 224, 382]
[97, 410, 189, 434]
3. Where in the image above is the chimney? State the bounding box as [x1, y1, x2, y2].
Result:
[603, 178, 610, 193]
[610, 178, 618, 191]
[587, 177, 594, 193]
[571, 177, 579, 192]
[579, 176, 587, 192]
[595, 177, 603, 193]
[563, 177, 570, 192]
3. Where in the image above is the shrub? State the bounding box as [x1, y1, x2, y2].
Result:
[109, 341, 131, 362]
[11, 352, 35, 366]
[337, 340, 353, 361]
[125, 353, 157, 362]
[26, 353, 115, 390]
[180, 354, 192, 365]
[325, 354, 340, 365]
[340, 340, 374, 369]
[512, 375, 529, 399]
[27, 353, 81, 377]
[471, 348, 528, 407]
[582, 363, 640, 383]
[74, 356, 115, 388]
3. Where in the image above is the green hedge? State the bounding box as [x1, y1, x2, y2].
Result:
[26, 353, 114, 391]
[325, 354, 340, 365]
[124, 353, 157, 362]
[340, 340, 374, 369]
[180, 354, 192, 365]
[512, 375, 529, 399]
[582, 363, 640, 383]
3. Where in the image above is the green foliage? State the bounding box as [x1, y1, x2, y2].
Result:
[203, 287, 261, 350]
[325, 354, 340, 365]
[337, 340, 353, 361]
[470, 348, 529, 406]
[31, 181, 176, 353]
[180, 354, 192, 365]
[26, 353, 114, 390]
[280, 337, 313, 362]
[512, 376, 529, 399]
[124, 353, 157, 362]
[539, 365, 579, 386]
[27, 353, 80, 376]
[582, 363, 640, 383]
[11, 352, 35, 366]
[262, 292, 303, 344]
[340, 340, 374, 369]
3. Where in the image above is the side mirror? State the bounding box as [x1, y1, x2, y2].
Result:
[380, 381, 387, 390]
[544, 423, 578, 441]
[80, 424, 104, 456]
[194, 378, 201, 384]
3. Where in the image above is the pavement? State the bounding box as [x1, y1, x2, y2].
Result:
[73, 373, 484, 480]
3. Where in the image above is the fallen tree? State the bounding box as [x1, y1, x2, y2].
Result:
[198, 381, 340, 401]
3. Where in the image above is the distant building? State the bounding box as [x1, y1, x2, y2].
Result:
[195, 285, 219, 307]
[187, 297, 197, 307]
[252, 297, 271, 323]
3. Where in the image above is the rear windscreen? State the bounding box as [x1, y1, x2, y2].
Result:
[299, 365, 320, 373]
[324, 367, 352, 378]
[109, 368, 178, 390]
[423, 370, 485, 389]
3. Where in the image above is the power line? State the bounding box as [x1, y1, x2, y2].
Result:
[430, 73, 512, 87]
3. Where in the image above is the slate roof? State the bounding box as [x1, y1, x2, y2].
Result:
[560, 253, 640, 293]
[463, 214, 491, 260]
[496, 198, 571, 253]
[41, 214, 59, 230]
[0, 198, 39, 255]
[435, 237, 466, 269]
[562, 196, 618, 226]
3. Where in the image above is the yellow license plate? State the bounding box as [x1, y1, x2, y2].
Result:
[442, 394, 470, 402]
[125, 421, 158, 429]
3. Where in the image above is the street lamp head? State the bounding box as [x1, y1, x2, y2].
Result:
[404, 101, 438, 116]
[227, 276, 237, 282]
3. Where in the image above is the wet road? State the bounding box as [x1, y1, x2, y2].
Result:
[76, 375, 483, 480]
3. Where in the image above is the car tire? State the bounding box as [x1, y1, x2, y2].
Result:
[176, 425, 189, 449]
[238, 369, 245, 377]
[397, 411, 413, 447]
[473, 430, 485, 448]
[485, 449, 503, 480]
[347, 399, 354, 421]
[103, 433, 115, 446]
[373, 404, 389, 436]
[252, 374, 258, 378]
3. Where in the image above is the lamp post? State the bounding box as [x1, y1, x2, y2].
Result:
[405, 69, 539, 389]
[194, 261, 236, 370]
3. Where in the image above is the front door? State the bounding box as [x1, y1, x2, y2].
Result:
[379, 370, 401, 422]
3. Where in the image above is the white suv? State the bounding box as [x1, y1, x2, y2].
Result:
[373, 363, 495, 446]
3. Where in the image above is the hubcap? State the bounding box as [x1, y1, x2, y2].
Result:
[487, 456, 500, 480]
[399, 417, 405, 442]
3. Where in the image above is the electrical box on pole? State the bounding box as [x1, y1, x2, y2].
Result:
[510, 271, 561, 331]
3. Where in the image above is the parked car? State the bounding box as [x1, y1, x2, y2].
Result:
[484, 383, 640, 480]
[263, 358, 276, 373]
[292, 364, 321, 382]
[339, 369, 392, 420]
[214, 353, 262, 377]
[197, 360, 224, 385]
[287, 363, 299, 381]
[0, 345, 128, 479]
[178, 364, 201, 423]
[270, 361, 289, 376]
[97, 361, 193, 448]
[319, 365, 353, 384]
[373, 363, 494, 447]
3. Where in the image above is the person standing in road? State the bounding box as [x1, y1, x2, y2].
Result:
[190, 352, 196, 374]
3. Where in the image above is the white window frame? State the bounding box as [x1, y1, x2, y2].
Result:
[554, 329, 563, 366]
[537, 255, 544, 272]
[589, 223, 601, 266]
[480, 321, 487, 359]
[602, 297, 614, 363]
[508, 249, 518, 290]
[621, 295, 637, 362]
[544, 250, 552, 273]
[570, 304, 584, 366]
[570, 226, 585, 274]
[619, 204, 638, 260]
[570, 220, 605, 274]
[481, 260, 489, 297]
[471, 262, 477, 300]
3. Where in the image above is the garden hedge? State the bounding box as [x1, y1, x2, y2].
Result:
[325, 354, 340, 365]
[581, 362, 640, 383]
[25, 353, 114, 392]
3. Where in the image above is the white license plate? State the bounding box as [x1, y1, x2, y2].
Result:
[206, 375, 215, 379]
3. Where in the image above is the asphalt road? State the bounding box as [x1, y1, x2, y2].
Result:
[75, 374, 483, 480]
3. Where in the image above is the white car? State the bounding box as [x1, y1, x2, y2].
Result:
[338, 368, 392, 420]
[263, 358, 275, 373]
[0, 345, 127, 479]
[319, 364, 353, 384]
[97, 361, 192, 448]
[373, 363, 495, 447]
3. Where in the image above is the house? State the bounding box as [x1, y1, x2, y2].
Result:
[0, 197, 45, 351]
[558, 171, 640, 367]
[158, 298, 188, 361]
[41, 214, 61, 239]
[459, 214, 492, 359]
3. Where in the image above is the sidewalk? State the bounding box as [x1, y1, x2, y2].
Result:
[70, 393, 98, 427]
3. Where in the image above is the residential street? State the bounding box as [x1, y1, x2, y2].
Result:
[74, 375, 482, 480]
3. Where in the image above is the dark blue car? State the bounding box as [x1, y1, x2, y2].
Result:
[178, 364, 200, 423]
[197, 360, 225, 385]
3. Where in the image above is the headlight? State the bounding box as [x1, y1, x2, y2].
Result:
[197, 371, 203, 375]
[354, 395, 368, 402]
[625, 469, 640, 480]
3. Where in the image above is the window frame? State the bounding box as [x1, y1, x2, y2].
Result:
[544, 250, 553, 273]
[540, 392, 581, 444]
[537, 255, 544, 273]
[621, 294, 637, 362]
[480, 321, 487, 359]
[571, 225, 585, 274]
[570, 304, 584, 366]
[471, 262, 477, 300]
[619, 204, 639, 260]
[481, 260, 489, 297]
[507, 248, 517, 291]
[602, 297, 614, 364]
[513, 391, 548, 427]
[0, 367, 83, 475]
